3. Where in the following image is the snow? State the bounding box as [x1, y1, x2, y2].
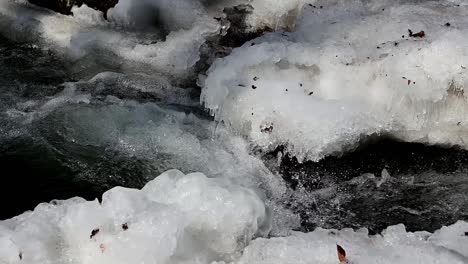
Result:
[1, 171, 466, 264]
[201, 0, 468, 161]
[239, 0, 304, 31]
[0, 170, 269, 264]
[237, 222, 468, 264]
[1, 0, 467, 263]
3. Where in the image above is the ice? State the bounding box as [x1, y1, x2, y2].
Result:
[244, 0, 304, 31]
[0, 170, 270, 264]
[2, 75, 295, 235]
[1, 1, 468, 263]
[0, 0, 305, 78]
[1, 173, 466, 264]
[201, 0, 468, 161]
[431, 221, 468, 258]
[236, 222, 468, 264]
[0, 1, 219, 77]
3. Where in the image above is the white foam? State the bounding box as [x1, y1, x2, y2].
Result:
[201, 0, 468, 161]
[0, 1, 218, 76]
[42, 99, 277, 187]
[0, 0, 305, 77]
[86, 71, 199, 106]
[4, 81, 296, 235]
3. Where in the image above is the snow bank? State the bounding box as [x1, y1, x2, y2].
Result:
[201, 0, 468, 161]
[1, 1, 467, 264]
[1, 171, 467, 264]
[237, 221, 468, 264]
[0, 170, 270, 264]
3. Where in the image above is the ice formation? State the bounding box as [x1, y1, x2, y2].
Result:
[202, 0, 468, 161]
[0, 0, 218, 77]
[1, 0, 468, 263]
[0, 0, 304, 78]
[3, 80, 295, 233]
[0, 170, 270, 263]
[237, 222, 468, 264]
[0, 171, 467, 264]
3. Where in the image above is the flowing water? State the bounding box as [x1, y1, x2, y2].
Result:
[0, 0, 467, 263]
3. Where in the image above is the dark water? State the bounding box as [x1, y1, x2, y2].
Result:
[1, 34, 467, 235]
[0, 36, 149, 219]
[0, 137, 146, 218]
[266, 139, 468, 233]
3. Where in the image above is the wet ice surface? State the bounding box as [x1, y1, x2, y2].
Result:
[1, 0, 468, 263]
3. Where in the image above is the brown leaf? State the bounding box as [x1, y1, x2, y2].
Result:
[414, 31, 425, 37]
[408, 29, 425, 38]
[337, 244, 347, 263]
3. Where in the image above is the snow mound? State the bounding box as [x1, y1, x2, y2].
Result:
[237, 221, 468, 264]
[1, 170, 467, 264]
[0, 170, 270, 264]
[201, 0, 468, 161]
